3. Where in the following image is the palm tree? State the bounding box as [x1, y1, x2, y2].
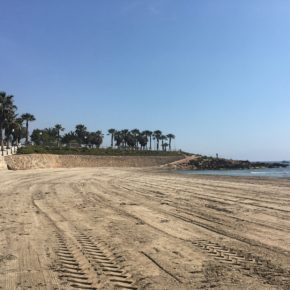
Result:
[163, 142, 169, 151]
[160, 135, 168, 151]
[21, 113, 36, 144]
[166, 133, 175, 151]
[5, 111, 18, 148]
[121, 129, 129, 148]
[153, 130, 162, 151]
[11, 117, 23, 146]
[1, 92, 17, 154]
[138, 133, 148, 150]
[88, 131, 103, 148]
[130, 129, 140, 149]
[114, 130, 123, 148]
[125, 133, 135, 149]
[142, 130, 152, 150]
[108, 128, 116, 148]
[62, 131, 78, 147]
[54, 124, 65, 147]
[75, 124, 87, 144]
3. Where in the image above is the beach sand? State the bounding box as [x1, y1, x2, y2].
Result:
[0, 167, 289, 289]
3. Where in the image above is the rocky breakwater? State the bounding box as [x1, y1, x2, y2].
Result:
[165, 155, 288, 170]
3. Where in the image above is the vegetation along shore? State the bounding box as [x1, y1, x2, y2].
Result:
[0, 90, 176, 155]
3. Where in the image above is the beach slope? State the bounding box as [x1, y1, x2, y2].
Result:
[0, 167, 289, 289]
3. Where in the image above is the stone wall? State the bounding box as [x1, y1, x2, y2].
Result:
[4, 154, 183, 170]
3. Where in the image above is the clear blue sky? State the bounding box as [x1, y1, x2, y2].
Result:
[1, 0, 290, 161]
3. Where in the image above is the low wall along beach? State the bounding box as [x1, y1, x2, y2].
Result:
[4, 154, 183, 170]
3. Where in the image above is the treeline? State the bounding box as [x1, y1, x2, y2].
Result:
[32, 126, 175, 151]
[31, 124, 103, 148]
[107, 129, 175, 151]
[0, 91, 35, 152]
[1, 90, 176, 152]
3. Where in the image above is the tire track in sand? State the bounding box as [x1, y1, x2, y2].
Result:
[32, 194, 138, 290]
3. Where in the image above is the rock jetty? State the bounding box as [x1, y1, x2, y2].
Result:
[165, 155, 288, 170]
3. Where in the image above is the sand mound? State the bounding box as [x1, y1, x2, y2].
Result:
[4, 154, 183, 170]
[162, 155, 200, 169]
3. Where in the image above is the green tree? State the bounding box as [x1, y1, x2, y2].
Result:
[10, 117, 24, 146]
[153, 130, 162, 151]
[162, 142, 169, 151]
[30, 129, 43, 145]
[108, 128, 116, 148]
[114, 131, 123, 148]
[138, 133, 148, 150]
[31, 127, 57, 146]
[5, 111, 19, 148]
[88, 131, 103, 148]
[125, 133, 135, 149]
[21, 113, 36, 144]
[166, 133, 175, 151]
[75, 124, 88, 143]
[130, 129, 140, 149]
[160, 135, 168, 151]
[62, 131, 78, 146]
[142, 130, 152, 150]
[54, 124, 65, 147]
[121, 129, 129, 148]
[0, 92, 17, 154]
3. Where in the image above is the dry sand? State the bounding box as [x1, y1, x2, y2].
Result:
[0, 167, 290, 289]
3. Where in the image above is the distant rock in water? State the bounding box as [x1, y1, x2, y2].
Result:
[164, 155, 288, 170]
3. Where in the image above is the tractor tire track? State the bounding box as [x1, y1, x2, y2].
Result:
[32, 194, 138, 290]
[192, 239, 290, 290]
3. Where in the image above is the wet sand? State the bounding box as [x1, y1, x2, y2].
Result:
[0, 167, 290, 289]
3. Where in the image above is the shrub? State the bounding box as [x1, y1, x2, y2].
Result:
[17, 146, 182, 156]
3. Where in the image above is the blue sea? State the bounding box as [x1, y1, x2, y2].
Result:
[179, 167, 290, 178]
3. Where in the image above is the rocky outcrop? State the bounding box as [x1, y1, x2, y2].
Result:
[165, 155, 288, 170]
[4, 154, 183, 170]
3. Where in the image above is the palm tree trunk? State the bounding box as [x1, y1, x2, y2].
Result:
[111, 134, 113, 147]
[149, 136, 152, 150]
[0, 124, 4, 156]
[25, 120, 29, 144]
[17, 131, 20, 147]
[57, 131, 60, 148]
[169, 138, 171, 151]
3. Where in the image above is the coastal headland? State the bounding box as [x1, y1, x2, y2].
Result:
[0, 156, 290, 289]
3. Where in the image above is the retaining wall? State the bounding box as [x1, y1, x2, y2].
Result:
[4, 154, 183, 170]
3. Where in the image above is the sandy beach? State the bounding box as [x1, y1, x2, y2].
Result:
[0, 167, 290, 290]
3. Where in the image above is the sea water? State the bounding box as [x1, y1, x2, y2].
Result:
[179, 167, 290, 178]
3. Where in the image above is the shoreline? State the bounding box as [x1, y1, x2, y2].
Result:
[160, 167, 290, 181]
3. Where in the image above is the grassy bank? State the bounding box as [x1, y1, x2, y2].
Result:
[17, 146, 183, 156]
